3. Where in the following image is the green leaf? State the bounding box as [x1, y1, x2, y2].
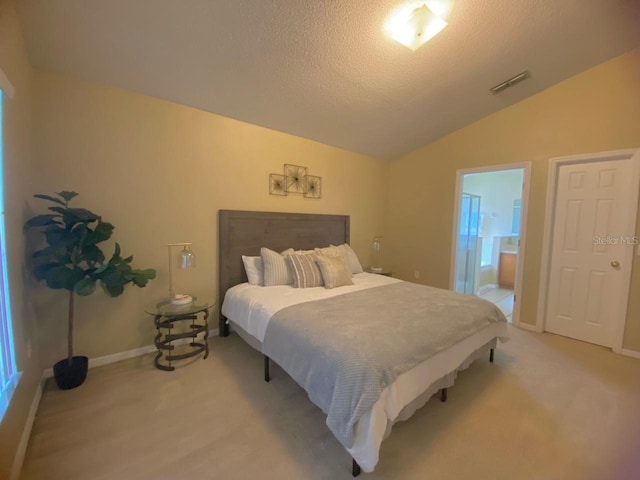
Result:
[93, 264, 109, 275]
[62, 208, 99, 227]
[33, 262, 61, 281]
[102, 274, 127, 288]
[99, 267, 128, 287]
[74, 277, 97, 296]
[44, 265, 85, 290]
[81, 244, 105, 264]
[86, 221, 114, 245]
[108, 243, 122, 265]
[25, 214, 60, 228]
[48, 206, 67, 215]
[34, 194, 66, 206]
[133, 277, 147, 287]
[130, 268, 156, 287]
[116, 262, 132, 273]
[135, 268, 157, 279]
[57, 191, 78, 202]
[32, 246, 70, 264]
[103, 283, 124, 297]
[44, 225, 78, 249]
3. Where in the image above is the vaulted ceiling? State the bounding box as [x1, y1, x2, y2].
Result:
[17, 0, 640, 160]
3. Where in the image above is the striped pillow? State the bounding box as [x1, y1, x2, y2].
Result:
[316, 255, 354, 289]
[261, 247, 294, 286]
[286, 253, 324, 288]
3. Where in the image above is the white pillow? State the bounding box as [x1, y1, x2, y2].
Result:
[242, 255, 263, 285]
[261, 247, 295, 286]
[335, 243, 364, 274]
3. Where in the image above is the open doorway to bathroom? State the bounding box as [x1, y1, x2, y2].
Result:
[451, 163, 531, 324]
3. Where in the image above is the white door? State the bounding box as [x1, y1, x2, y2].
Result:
[545, 156, 639, 347]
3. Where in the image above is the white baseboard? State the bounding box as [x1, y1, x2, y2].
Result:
[517, 322, 542, 333]
[621, 348, 640, 359]
[10, 379, 43, 480]
[43, 328, 219, 378]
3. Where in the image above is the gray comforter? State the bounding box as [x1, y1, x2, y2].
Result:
[262, 281, 507, 449]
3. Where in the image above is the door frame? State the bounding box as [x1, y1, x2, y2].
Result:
[536, 149, 640, 353]
[450, 162, 532, 326]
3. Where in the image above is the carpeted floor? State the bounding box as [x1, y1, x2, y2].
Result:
[20, 326, 640, 480]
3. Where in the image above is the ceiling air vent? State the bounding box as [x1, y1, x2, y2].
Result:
[490, 70, 530, 94]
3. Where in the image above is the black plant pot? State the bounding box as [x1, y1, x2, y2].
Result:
[53, 356, 88, 390]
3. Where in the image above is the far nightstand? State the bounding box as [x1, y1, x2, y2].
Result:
[145, 295, 215, 371]
[364, 268, 393, 277]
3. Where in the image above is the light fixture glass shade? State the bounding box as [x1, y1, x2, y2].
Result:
[179, 245, 196, 269]
[385, 2, 448, 51]
[371, 236, 382, 271]
[167, 242, 196, 305]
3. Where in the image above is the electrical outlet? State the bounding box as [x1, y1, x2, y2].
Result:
[414, 271, 420, 279]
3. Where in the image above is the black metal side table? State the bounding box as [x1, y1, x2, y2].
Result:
[145, 296, 215, 371]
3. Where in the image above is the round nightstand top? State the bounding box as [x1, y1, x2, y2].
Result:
[145, 295, 216, 316]
[364, 268, 393, 276]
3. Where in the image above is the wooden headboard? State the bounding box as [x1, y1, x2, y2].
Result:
[218, 210, 350, 335]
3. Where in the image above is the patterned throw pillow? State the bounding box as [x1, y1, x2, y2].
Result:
[261, 247, 294, 286]
[316, 255, 354, 289]
[315, 246, 352, 274]
[316, 244, 363, 275]
[286, 252, 324, 288]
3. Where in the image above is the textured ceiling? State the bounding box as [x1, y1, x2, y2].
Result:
[17, 0, 640, 160]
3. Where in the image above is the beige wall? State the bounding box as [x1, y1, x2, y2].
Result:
[31, 70, 389, 367]
[387, 49, 640, 350]
[0, 0, 39, 477]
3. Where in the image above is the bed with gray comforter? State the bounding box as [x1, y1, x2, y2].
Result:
[262, 281, 508, 451]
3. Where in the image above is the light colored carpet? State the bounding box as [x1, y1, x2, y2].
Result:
[20, 326, 640, 480]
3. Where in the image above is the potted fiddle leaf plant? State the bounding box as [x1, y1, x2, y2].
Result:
[26, 191, 156, 390]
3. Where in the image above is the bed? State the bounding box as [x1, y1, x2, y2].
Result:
[218, 210, 508, 475]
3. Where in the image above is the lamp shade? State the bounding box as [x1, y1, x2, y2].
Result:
[179, 245, 196, 269]
[167, 242, 196, 305]
[371, 236, 382, 270]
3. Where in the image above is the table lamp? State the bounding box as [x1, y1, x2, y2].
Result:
[167, 242, 196, 305]
[371, 236, 383, 273]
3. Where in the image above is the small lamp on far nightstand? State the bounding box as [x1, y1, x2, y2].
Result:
[167, 242, 196, 305]
[371, 236, 383, 273]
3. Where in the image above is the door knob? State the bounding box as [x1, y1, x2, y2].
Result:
[611, 260, 620, 268]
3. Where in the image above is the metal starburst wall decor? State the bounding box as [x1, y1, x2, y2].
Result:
[269, 164, 322, 199]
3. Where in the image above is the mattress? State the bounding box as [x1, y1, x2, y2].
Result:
[221, 274, 508, 471]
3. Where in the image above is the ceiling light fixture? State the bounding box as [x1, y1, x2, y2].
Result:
[385, 2, 448, 51]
